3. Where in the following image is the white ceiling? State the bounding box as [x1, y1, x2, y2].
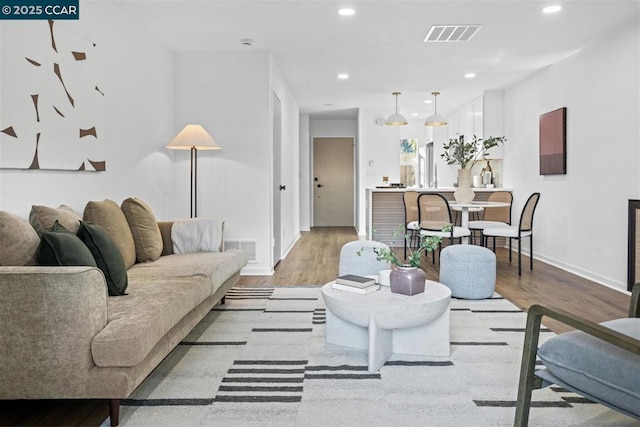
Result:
[111, 0, 640, 119]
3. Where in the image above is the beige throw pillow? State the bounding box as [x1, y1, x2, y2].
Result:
[0, 211, 40, 266]
[29, 204, 82, 235]
[121, 197, 163, 262]
[83, 199, 137, 269]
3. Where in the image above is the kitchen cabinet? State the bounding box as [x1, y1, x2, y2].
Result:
[447, 91, 504, 159]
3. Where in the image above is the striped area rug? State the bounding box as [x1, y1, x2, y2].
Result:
[113, 286, 637, 426]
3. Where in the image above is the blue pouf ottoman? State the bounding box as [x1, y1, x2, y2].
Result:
[439, 244, 496, 299]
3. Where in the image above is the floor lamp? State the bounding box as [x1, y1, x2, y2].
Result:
[167, 124, 221, 218]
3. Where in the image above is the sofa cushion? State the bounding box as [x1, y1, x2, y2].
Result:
[38, 228, 98, 267]
[538, 318, 640, 417]
[29, 204, 82, 235]
[127, 250, 249, 295]
[77, 221, 128, 296]
[91, 275, 212, 367]
[83, 200, 136, 269]
[121, 197, 163, 263]
[0, 211, 40, 266]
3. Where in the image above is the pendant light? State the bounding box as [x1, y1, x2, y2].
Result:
[425, 91, 447, 127]
[385, 92, 408, 126]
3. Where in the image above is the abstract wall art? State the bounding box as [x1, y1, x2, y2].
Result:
[0, 20, 105, 171]
[539, 107, 566, 175]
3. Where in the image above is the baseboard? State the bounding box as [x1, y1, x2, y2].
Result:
[282, 233, 301, 259]
[513, 248, 630, 295]
[240, 265, 274, 276]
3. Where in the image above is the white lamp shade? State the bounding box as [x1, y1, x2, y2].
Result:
[385, 113, 408, 126]
[425, 113, 448, 127]
[167, 124, 221, 150]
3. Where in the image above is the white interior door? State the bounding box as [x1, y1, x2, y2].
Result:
[313, 137, 354, 227]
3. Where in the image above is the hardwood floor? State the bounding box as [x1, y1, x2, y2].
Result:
[0, 227, 631, 426]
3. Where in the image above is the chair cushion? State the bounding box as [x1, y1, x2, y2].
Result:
[84, 200, 137, 269]
[468, 220, 508, 231]
[483, 225, 531, 238]
[77, 221, 128, 296]
[121, 197, 163, 263]
[538, 318, 640, 417]
[0, 211, 40, 266]
[29, 204, 82, 235]
[420, 226, 470, 239]
[407, 221, 419, 230]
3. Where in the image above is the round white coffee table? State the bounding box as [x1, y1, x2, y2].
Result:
[321, 280, 451, 373]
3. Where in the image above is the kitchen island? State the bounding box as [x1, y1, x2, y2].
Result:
[366, 187, 513, 245]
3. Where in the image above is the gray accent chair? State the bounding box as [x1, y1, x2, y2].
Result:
[339, 240, 392, 276]
[515, 283, 640, 426]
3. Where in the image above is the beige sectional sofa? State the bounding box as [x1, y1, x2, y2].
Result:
[0, 199, 248, 426]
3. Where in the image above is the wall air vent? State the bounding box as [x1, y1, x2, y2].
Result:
[424, 25, 482, 42]
[225, 240, 257, 263]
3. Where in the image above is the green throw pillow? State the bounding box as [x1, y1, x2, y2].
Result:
[38, 227, 98, 268]
[77, 221, 128, 296]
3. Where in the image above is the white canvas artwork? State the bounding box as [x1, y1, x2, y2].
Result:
[0, 20, 105, 171]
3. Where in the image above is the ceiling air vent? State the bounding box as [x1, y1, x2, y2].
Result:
[424, 25, 482, 42]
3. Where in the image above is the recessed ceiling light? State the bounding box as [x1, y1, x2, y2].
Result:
[424, 99, 433, 104]
[338, 8, 355, 16]
[464, 72, 476, 79]
[411, 113, 418, 117]
[337, 73, 349, 80]
[543, 5, 562, 14]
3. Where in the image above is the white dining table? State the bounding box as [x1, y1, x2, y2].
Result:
[449, 201, 510, 244]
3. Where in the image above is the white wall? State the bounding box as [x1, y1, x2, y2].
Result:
[356, 109, 432, 235]
[299, 114, 310, 231]
[0, 2, 175, 218]
[174, 51, 299, 275]
[270, 56, 300, 258]
[174, 52, 270, 274]
[502, 16, 640, 291]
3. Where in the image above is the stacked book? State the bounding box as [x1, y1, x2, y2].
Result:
[332, 274, 380, 294]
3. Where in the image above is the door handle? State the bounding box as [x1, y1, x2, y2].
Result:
[280, 185, 286, 191]
[317, 184, 324, 188]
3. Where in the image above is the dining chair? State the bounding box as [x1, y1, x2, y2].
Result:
[515, 283, 640, 426]
[339, 240, 392, 276]
[483, 192, 540, 275]
[468, 191, 513, 244]
[402, 191, 420, 260]
[417, 193, 470, 263]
